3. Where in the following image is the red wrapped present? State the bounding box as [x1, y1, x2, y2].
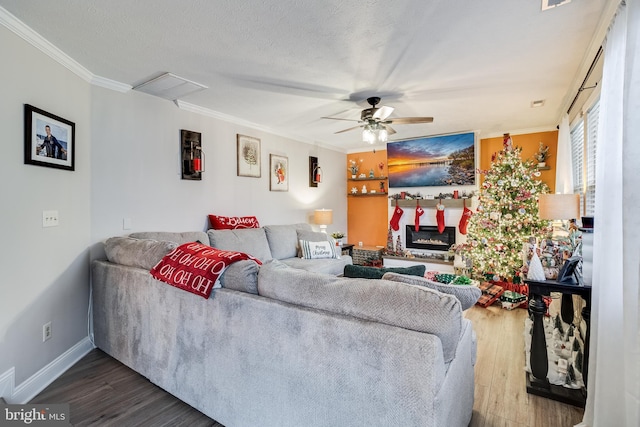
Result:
[476, 281, 505, 308]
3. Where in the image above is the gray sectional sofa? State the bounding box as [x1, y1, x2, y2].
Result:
[91, 223, 477, 427]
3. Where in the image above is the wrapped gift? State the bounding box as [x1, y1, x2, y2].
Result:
[476, 281, 505, 308]
[500, 290, 526, 304]
[435, 273, 456, 284]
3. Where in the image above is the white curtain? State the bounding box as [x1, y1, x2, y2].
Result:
[580, 1, 640, 426]
[555, 114, 573, 194]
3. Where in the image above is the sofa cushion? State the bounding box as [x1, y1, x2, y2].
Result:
[344, 264, 426, 279]
[299, 239, 340, 259]
[280, 256, 352, 276]
[219, 260, 260, 294]
[104, 237, 177, 270]
[207, 228, 273, 262]
[382, 272, 482, 310]
[208, 215, 260, 230]
[258, 260, 463, 363]
[264, 223, 311, 259]
[129, 231, 210, 246]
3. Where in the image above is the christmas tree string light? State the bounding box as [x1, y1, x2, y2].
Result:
[459, 135, 552, 282]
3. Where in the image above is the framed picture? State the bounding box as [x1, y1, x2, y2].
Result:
[237, 134, 261, 177]
[387, 131, 475, 187]
[24, 104, 75, 171]
[269, 154, 289, 191]
[309, 156, 318, 187]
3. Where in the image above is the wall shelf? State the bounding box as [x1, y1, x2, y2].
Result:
[348, 192, 388, 197]
[391, 198, 474, 208]
[348, 177, 388, 181]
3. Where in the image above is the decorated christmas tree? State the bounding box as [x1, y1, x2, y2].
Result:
[460, 134, 551, 282]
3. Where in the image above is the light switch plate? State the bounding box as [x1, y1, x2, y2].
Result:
[42, 210, 59, 227]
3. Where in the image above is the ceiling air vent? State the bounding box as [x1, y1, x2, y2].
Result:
[133, 73, 207, 101]
[541, 0, 572, 11]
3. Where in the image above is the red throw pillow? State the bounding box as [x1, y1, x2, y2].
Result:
[208, 215, 260, 230]
[150, 242, 261, 299]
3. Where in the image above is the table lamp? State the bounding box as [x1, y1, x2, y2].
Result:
[314, 209, 333, 234]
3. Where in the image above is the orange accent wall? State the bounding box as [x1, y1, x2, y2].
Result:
[347, 130, 559, 245]
[480, 131, 558, 193]
[346, 150, 389, 246]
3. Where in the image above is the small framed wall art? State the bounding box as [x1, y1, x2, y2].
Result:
[24, 104, 75, 171]
[269, 154, 289, 191]
[237, 134, 261, 177]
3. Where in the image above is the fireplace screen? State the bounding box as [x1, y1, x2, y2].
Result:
[405, 225, 456, 251]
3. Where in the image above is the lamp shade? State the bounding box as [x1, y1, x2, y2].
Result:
[538, 194, 580, 220]
[314, 209, 333, 225]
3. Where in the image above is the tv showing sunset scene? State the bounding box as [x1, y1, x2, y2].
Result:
[387, 132, 475, 187]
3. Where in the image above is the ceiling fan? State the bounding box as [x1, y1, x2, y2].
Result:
[322, 96, 433, 143]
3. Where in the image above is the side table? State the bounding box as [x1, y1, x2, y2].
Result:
[525, 279, 591, 407]
[340, 243, 354, 257]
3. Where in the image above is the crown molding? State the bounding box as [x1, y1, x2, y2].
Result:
[90, 75, 132, 93]
[0, 6, 130, 93]
[174, 100, 342, 152]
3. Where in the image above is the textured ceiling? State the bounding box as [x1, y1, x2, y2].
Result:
[0, 0, 611, 151]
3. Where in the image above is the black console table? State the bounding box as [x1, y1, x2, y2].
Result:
[525, 279, 592, 407]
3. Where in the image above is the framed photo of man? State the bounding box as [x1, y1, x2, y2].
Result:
[24, 104, 75, 171]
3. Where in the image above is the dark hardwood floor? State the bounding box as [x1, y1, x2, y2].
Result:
[30, 349, 223, 426]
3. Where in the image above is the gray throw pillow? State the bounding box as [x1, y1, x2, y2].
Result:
[381, 272, 482, 310]
[104, 237, 177, 270]
[219, 260, 260, 294]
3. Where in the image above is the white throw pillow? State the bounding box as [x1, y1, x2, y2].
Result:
[299, 239, 339, 259]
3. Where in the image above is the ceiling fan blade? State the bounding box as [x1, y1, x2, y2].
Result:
[389, 117, 434, 124]
[383, 125, 397, 135]
[335, 125, 362, 134]
[321, 116, 360, 122]
[373, 105, 394, 121]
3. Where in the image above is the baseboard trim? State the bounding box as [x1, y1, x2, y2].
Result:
[8, 337, 94, 404]
[0, 367, 15, 403]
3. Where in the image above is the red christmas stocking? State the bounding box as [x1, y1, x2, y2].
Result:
[415, 201, 424, 231]
[436, 202, 445, 233]
[459, 200, 473, 235]
[390, 201, 404, 231]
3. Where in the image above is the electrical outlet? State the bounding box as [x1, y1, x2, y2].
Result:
[42, 210, 59, 227]
[43, 322, 52, 342]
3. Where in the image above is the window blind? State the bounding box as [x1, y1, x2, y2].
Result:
[585, 100, 600, 216]
[570, 120, 585, 216]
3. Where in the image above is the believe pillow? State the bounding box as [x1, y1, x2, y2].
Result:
[208, 215, 260, 230]
[299, 239, 339, 259]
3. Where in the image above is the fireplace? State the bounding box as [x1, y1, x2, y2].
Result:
[405, 225, 456, 251]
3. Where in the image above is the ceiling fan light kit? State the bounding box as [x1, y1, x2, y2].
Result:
[323, 96, 433, 143]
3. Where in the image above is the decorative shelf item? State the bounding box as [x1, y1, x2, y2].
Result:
[537, 166, 551, 170]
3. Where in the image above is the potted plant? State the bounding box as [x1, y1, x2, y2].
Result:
[348, 159, 361, 178]
[331, 231, 345, 246]
[534, 142, 551, 167]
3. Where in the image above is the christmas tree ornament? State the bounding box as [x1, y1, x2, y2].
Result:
[414, 200, 424, 231]
[436, 201, 445, 233]
[389, 200, 404, 231]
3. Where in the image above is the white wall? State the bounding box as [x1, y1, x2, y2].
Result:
[89, 87, 347, 257]
[0, 22, 347, 397]
[0, 26, 92, 385]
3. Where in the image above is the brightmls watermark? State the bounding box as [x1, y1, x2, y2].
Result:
[1, 404, 70, 426]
